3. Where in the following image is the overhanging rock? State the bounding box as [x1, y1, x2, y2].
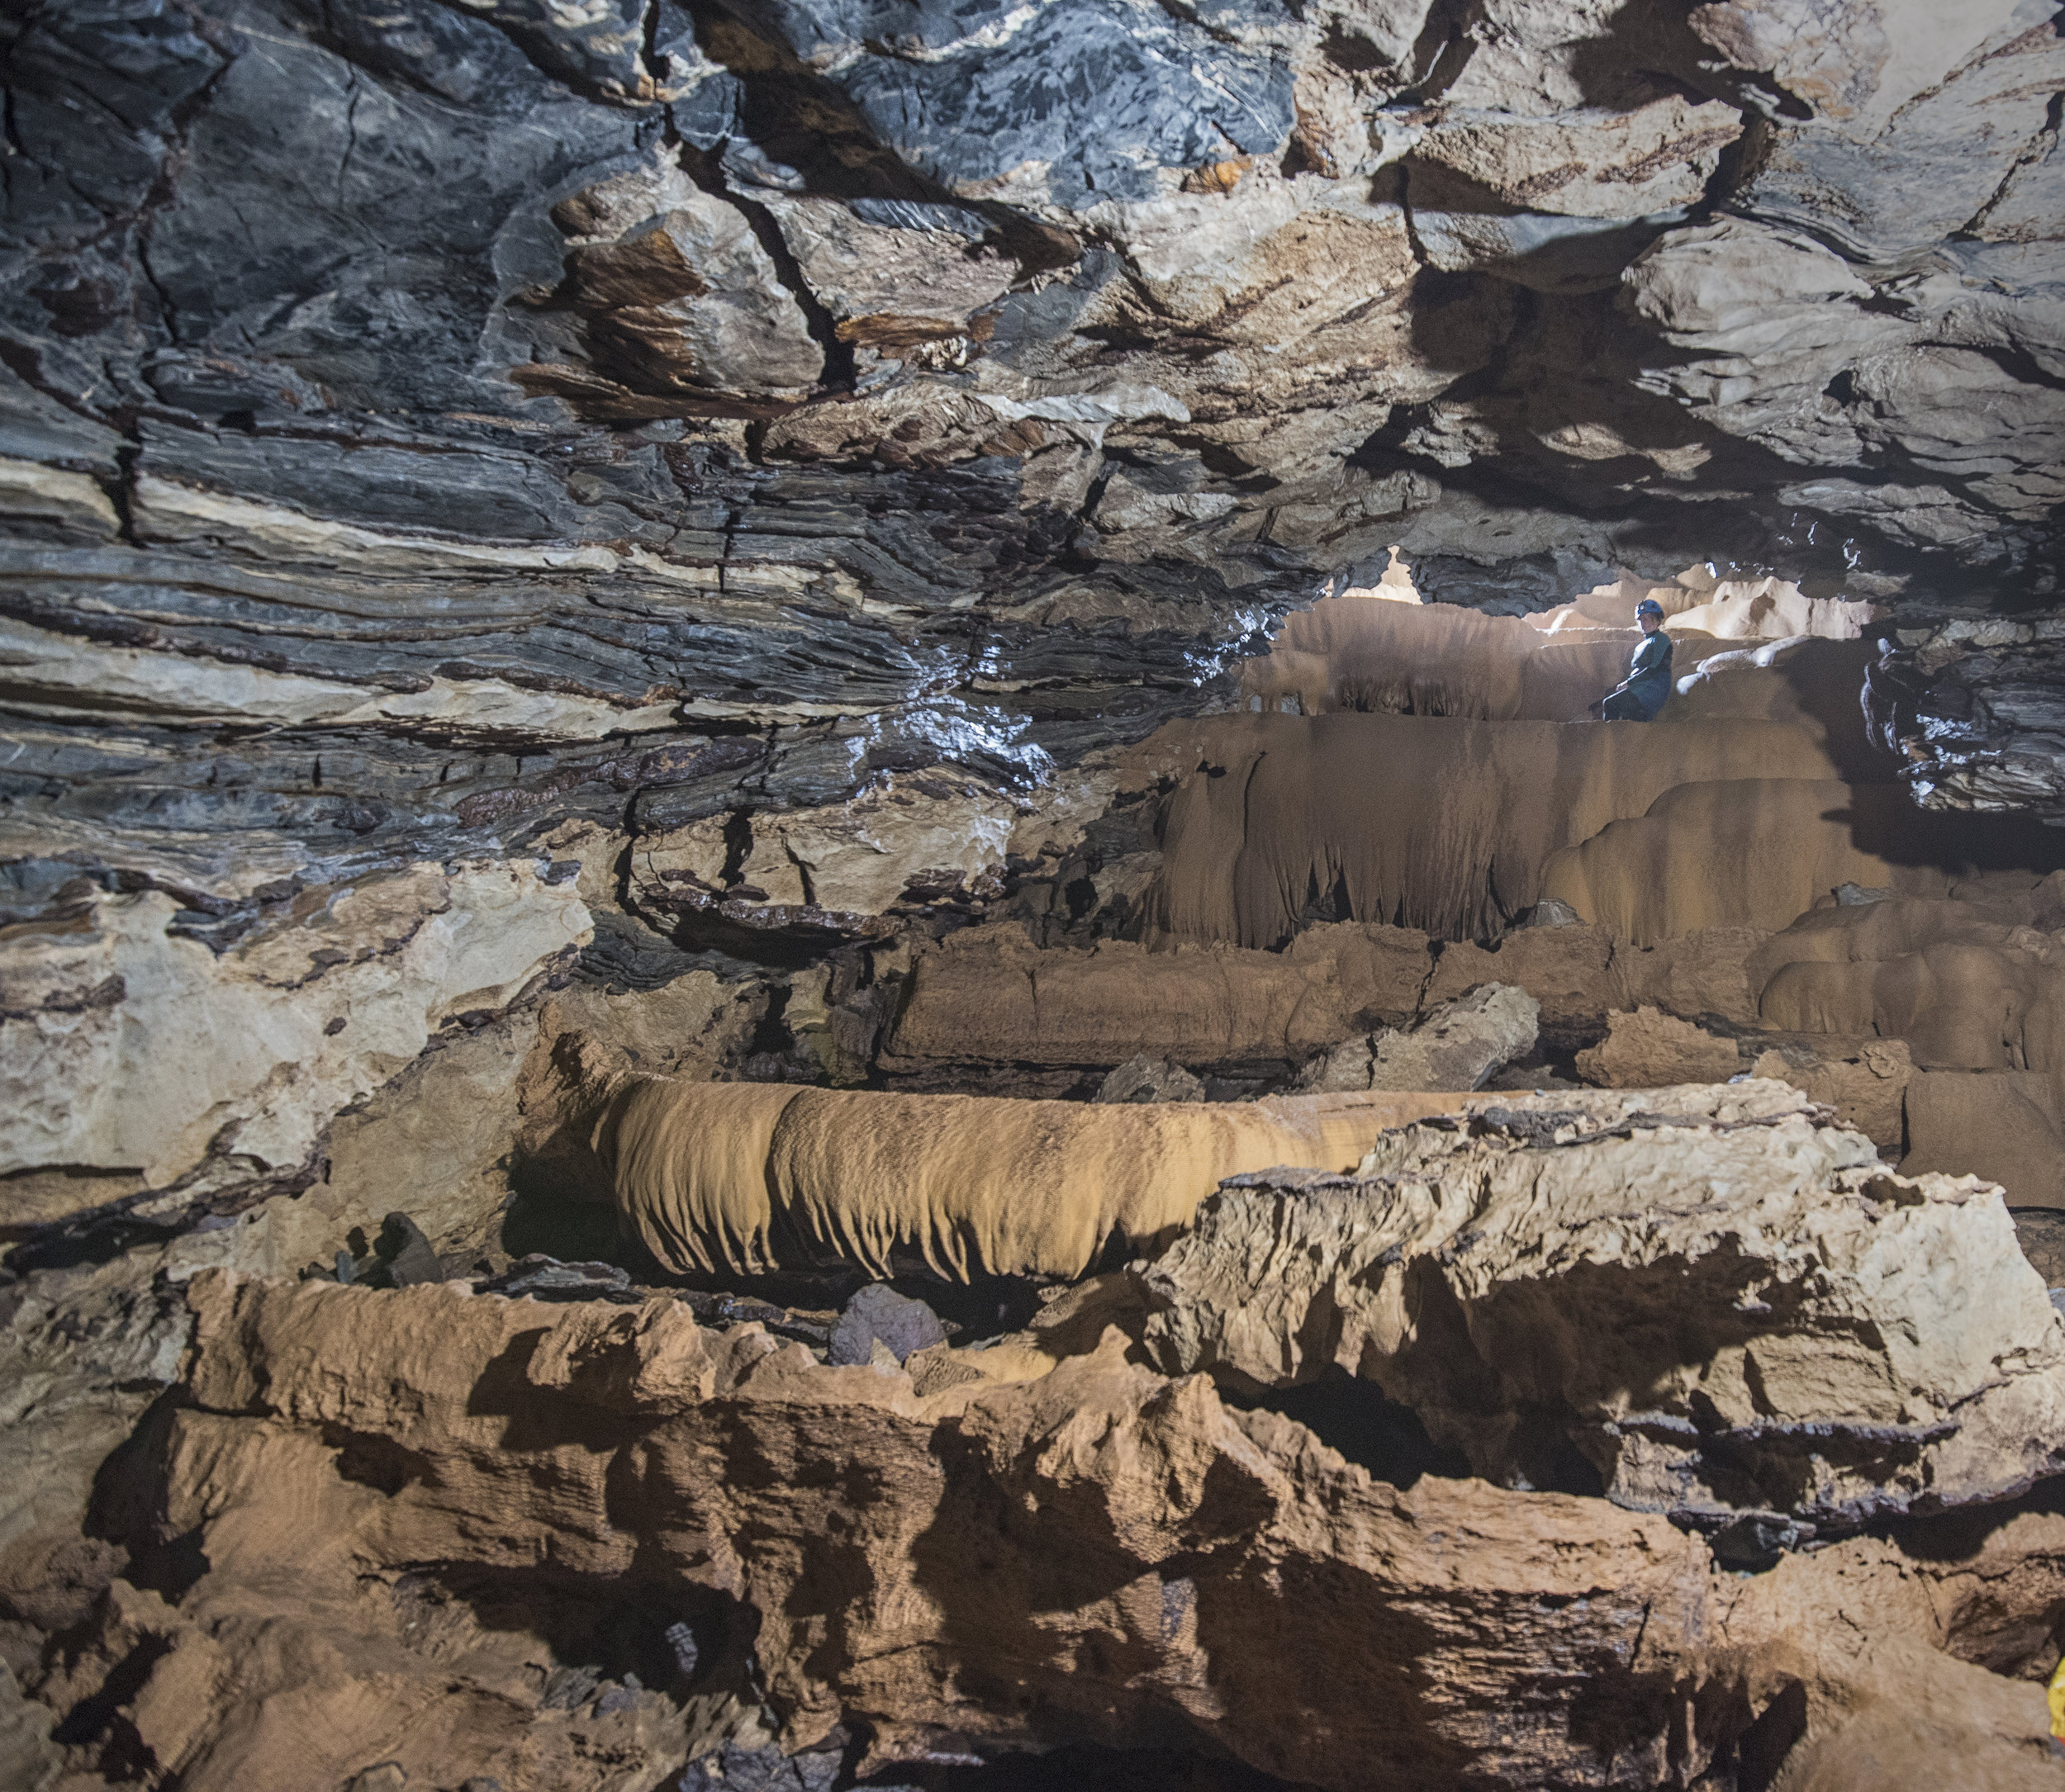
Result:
[1137, 1081, 2065, 1530]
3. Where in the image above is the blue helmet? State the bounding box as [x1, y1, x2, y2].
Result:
[1635, 597, 1664, 619]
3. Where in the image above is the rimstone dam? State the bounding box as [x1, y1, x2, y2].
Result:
[9, 0, 2065, 1787]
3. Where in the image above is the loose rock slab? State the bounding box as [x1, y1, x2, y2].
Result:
[1297, 982, 1540, 1093]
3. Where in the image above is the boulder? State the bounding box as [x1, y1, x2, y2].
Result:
[1422, 924, 1616, 1043]
[1742, 1038, 1913, 1154]
[1576, 1006, 1742, 1086]
[1614, 924, 1769, 1026]
[1137, 1082, 2065, 1529]
[1093, 1055, 1207, 1104]
[1902, 1069, 2065, 1208]
[0, 865, 590, 1221]
[828, 1284, 948, 1367]
[0, 1663, 60, 1792]
[1296, 984, 1539, 1093]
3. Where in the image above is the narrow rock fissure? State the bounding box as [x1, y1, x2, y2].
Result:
[679, 130, 859, 397]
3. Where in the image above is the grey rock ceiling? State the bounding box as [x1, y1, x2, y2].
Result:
[2, 0, 2063, 905]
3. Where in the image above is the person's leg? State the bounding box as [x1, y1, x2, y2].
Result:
[1599, 689, 1645, 720]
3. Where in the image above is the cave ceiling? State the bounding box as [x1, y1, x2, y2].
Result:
[2, 0, 2062, 910]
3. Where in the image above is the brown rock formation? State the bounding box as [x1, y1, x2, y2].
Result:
[1232, 571, 1877, 729]
[21, 1220, 2062, 1792]
[881, 915, 1795, 1091]
[123, 1268, 1727, 1791]
[1574, 1005, 1744, 1086]
[1542, 780, 1983, 942]
[1235, 588, 1635, 720]
[1746, 889, 2065, 1200]
[1904, 1070, 2065, 1209]
[880, 922, 1435, 1082]
[5, 4, 2065, 1785]
[1743, 1040, 1915, 1157]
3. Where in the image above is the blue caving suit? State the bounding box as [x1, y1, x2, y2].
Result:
[1600, 628, 1673, 721]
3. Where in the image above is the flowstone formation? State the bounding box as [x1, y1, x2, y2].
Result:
[8, 0, 2065, 1788]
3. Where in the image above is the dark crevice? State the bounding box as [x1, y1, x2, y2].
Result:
[336, 70, 363, 200]
[1220, 1369, 1473, 1491]
[1699, 108, 1773, 216]
[1943, 329, 2065, 398]
[679, 130, 856, 394]
[1962, 89, 2062, 239]
[107, 439, 145, 547]
[639, 0, 662, 79]
[1151, 0, 1239, 48]
[1394, 0, 1478, 102]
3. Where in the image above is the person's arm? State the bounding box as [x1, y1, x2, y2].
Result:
[1592, 635, 1657, 714]
[1602, 639, 1653, 699]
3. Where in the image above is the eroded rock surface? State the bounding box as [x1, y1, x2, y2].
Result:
[12, 1206, 2061, 1792]
[1141, 1083, 2065, 1531]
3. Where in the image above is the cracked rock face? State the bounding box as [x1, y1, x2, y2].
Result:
[0, 860, 589, 1216]
[1139, 1082, 2065, 1530]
